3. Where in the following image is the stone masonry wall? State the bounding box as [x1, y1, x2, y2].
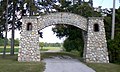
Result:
[18, 17, 40, 62]
[38, 12, 87, 31]
[85, 17, 109, 63]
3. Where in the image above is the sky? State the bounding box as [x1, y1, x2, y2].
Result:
[93, 0, 120, 9]
[7, 0, 120, 43]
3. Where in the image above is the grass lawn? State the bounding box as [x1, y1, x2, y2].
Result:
[0, 47, 120, 72]
[87, 63, 120, 72]
[0, 55, 45, 72]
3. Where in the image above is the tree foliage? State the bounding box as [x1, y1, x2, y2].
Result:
[39, 42, 61, 47]
[0, 38, 19, 46]
[104, 7, 120, 63]
[39, 42, 44, 49]
[0, 0, 7, 38]
[52, 1, 101, 56]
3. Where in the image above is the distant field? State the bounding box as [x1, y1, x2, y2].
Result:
[0, 46, 62, 53]
[0, 46, 19, 48]
[40, 47, 62, 51]
[0, 46, 19, 53]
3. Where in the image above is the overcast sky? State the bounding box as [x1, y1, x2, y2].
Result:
[7, 0, 120, 43]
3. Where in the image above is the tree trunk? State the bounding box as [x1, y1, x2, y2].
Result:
[10, 2, 15, 55]
[3, 0, 9, 58]
[3, 29, 7, 57]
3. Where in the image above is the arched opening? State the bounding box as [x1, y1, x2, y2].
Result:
[27, 22, 32, 31]
[37, 13, 87, 59]
[38, 24, 86, 58]
[38, 25, 64, 52]
[94, 23, 99, 32]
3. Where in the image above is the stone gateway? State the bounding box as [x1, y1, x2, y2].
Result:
[18, 12, 109, 63]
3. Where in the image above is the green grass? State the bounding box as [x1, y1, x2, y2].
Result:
[0, 55, 45, 72]
[87, 63, 120, 72]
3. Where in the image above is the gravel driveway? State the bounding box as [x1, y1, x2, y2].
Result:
[43, 56, 96, 72]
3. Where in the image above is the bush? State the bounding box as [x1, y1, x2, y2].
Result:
[63, 38, 84, 57]
[107, 33, 120, 63]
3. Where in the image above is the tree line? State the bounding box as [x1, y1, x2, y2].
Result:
[0, 38, 19, 46]
[39, 42, 62, 48]
[0, 38, 61, 47]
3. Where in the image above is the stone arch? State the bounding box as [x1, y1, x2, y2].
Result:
[37, 12, 87, 31]
[18, 12, 109, 63]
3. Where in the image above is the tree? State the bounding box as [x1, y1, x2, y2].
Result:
[10, 0, 16, 55]
[39, 42, 44, 50]
[52, 1, 101, 57]
[14, 38, 19, 46]
[0, 0, 9, 57]
[5, 0, 21, 55]
[6, 0, 37, 55]
[23, 0, 37, 16]
[103, 7, 120, 63]
[0, 0, 6, 39]
[0, 0, 42, 56]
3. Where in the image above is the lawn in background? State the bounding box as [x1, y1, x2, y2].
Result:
[0, 46, 62, 53]
[40, 47, 62, 51]
[0, 46, 19, 53]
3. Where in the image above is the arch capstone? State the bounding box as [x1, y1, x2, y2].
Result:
[18, 12, 109, 63]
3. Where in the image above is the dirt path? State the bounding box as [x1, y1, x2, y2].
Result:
[43, 56, 95, 72]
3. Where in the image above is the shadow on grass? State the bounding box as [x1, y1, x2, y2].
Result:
[86, 63, 120, 72]
[0, 55, 45, 72]
[41, 52, 84, 62]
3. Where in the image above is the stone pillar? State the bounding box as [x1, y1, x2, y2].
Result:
[18, 16, 40, 62]
[85, 17, 109, 63]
